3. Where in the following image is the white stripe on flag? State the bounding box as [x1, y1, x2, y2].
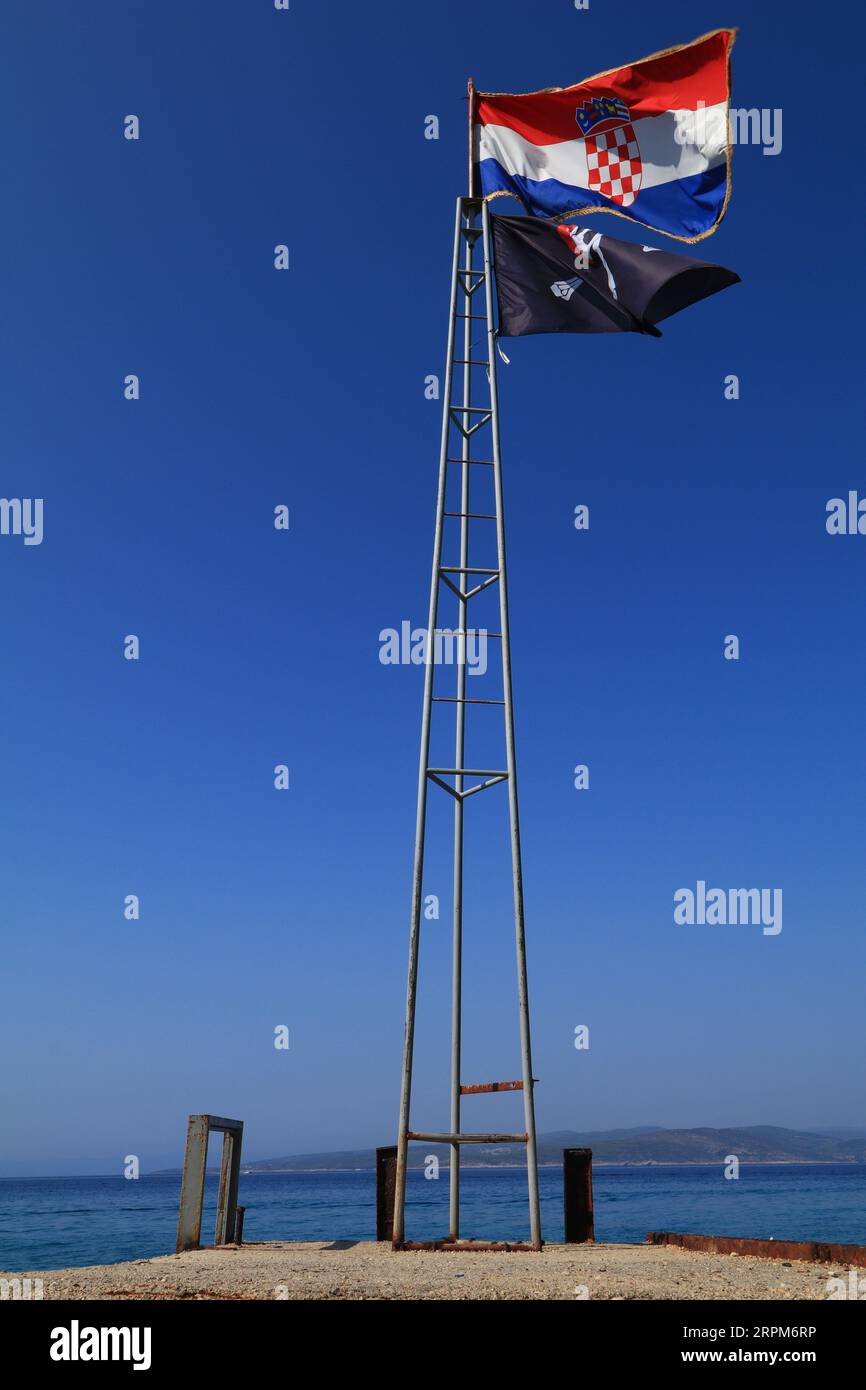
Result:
[476, 103, 728, 195]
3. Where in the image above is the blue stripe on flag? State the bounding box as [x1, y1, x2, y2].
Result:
[478, 159, 727, 241]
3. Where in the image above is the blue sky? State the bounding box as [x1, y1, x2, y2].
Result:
[1, 0, 864, 1176]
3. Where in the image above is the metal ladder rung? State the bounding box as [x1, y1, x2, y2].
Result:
[441, 566, 499, 575]
[427, 767, 509, 777]
[427, 771, 508, 801]
[406, 1132, 528, 1144]
[432, 697, 505, 706]
[450, 416, 493, 441]
[460, 1081, 524, 1095]
[439, 572, 499, 602]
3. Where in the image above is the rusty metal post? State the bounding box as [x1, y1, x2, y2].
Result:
[234, 1206, 245, 1245]
[563, 1148, 594, 1243]
[376, 1145, 398, 1241]
[176, 1114, 209, 1252]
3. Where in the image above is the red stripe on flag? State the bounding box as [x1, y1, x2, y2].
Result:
[477, 29, 733, 147]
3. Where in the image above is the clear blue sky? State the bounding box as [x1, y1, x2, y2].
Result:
[1, 0, 864, 1176]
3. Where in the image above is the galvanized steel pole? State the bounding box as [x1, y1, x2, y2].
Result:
[392, 198, 464, 1245]
[481, 199, 542, 1249]
[393, 197, 542, 1250]
[448, 202, 477, 1240]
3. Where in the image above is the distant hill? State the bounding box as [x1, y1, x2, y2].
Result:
[230, 1125, 866, 1172]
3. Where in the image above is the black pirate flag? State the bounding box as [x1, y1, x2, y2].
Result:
[492, 213, 740, 338]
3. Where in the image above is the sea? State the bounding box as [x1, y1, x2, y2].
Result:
[1, 1164, 864, 1272]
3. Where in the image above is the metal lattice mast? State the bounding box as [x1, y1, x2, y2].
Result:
[392, 197, 541, 1250]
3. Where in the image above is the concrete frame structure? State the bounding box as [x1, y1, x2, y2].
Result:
[176, 1113, 244, 1252]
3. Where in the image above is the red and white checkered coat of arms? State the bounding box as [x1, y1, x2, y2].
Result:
[576, 96, 643, 209]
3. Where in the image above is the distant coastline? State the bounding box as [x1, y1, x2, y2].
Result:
[148, 1123, 866, 1177]
[232, 1159, 864, 1174]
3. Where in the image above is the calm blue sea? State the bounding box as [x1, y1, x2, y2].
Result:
[1, 1165, 864, 1272]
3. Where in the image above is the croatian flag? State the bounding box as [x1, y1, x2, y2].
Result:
[475, 29, 735, 242]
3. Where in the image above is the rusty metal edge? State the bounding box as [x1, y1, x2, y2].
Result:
[647, 1231, 866, 1268]
[459, 1081, 524, 1094]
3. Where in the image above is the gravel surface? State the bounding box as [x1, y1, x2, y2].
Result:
[3, 1240, 843, 1300]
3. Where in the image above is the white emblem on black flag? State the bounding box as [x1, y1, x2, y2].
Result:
[492, 214, 740, 339]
